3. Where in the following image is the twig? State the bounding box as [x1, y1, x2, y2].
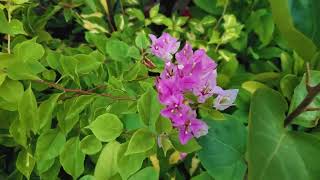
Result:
[305, 107, 320, 112]
[105, 0, 115, 32]
[34, 79, 135, 101]
[214, 0, 229, 30]
[305, 63, 312, 92]
[7, 0, 11, 54]
[284, 83, 320, 127]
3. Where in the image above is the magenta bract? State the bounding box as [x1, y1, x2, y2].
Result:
[150, 33, 238, 144]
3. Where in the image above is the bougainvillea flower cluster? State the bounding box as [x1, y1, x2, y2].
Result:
[150, 33, 238, 144]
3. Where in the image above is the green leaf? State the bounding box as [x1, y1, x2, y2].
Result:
[114, 14, 126, 31]
[169, 132, 201, 153]
[36, 129, 66, 160]
[117, 143, 146, 180]
[40, 159, 61, 180]
[37, 158, 55, 174]
[0, 79, 24, 111]
[9, 118, 27, 147]
[74, 54, 102, 74]
[155, 116, 172, 134]
[241, 81, 269, 94]
[0, 10, 26, 35]
[0, 72, 6, 86]
[191, 172, 214, 180]
[13, 38, 45, 62]
[289, 71, 320, 127]
[123, 63, 142, 81]
[280, 74, 299, 99]
[60, 137, 85, 179]
[66, 95, 94, 120]
[18, 85, 38, 133]
[198, 105, 225, 120]
[38, 93, 61, 131]
[80, 135, 102, 155]
[128, 167, 159, 180]
[220, 14, 243, 44]
[85, 32, 108, 54]
[89, 113, 123, 142]
[16, 149, 35, 179]
[137, 88, 161, 131]
[126, 129, 155, 155]
[193, 0, 222, 15]
[128, 46, 141, 60]
[268, 0, 319, 60]
[79, 175, 95, 180]
[198, 116, 247, 180]
[59, 55, 78, 79]
[94, 141, 120, 180]
[149, 4, 160, 18]
[151, 14, 173, 27]
[248, 88, 320, 180]
[135, 33, 150, 49]
[106, 39, 129, 61]
[247, 9, 274, 47]
[127, 8, 145, 21]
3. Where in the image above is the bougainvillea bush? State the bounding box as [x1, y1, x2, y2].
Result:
[0, 0, 320, 180]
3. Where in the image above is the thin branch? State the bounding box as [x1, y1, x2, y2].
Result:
[306, 63, 312, 92]
[284, 83, 320, 127]
[7, 0, 11, 54]
[214, 0, 229, 30]
[305, 107, 320, 112]
[105, 0, 115, 32]
[34, 79, 135, 101]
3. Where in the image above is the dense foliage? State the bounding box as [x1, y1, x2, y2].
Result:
[0, 0, 319, 180]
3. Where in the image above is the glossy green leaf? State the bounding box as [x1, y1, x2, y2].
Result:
[36, 129, 66, 160]
[39, 159, 61, 180]
[193, 0, 222, 15]
[80, 135, 102, 155]
[13, 38, 45, 62]
[198, 116, 247, 180]
[135, 33, 150, 49]
[9, 118, 27, 147]
[94, 141, 120, 180]
[18, 85, 38, 133]
[137, 88, 161, 131]
[0, 10, 26, 35]
[126, 129, 155, 155]
[155, 116, 172, 134]
[106, 39, 129, 61]
[16, 149, 35, 179]
[169, 132, 201, 153]
[66, 95, 94, 120]
[128, 167, 159, 180]
[248, 88, 320, 180]
[60, 137, 85, 179]
[280, 74, 299, 99]
[149, 4, 160, 18]
[117, 143, 146, 180]
[38, 93, 61, 131]
[36, 158, 55, 174]
[89, 113, 123, 142]
[74, 54, 102, 74]
[0, 79, 24, 111]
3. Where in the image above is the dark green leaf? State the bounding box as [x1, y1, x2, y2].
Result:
[249, 88, 320, 180]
